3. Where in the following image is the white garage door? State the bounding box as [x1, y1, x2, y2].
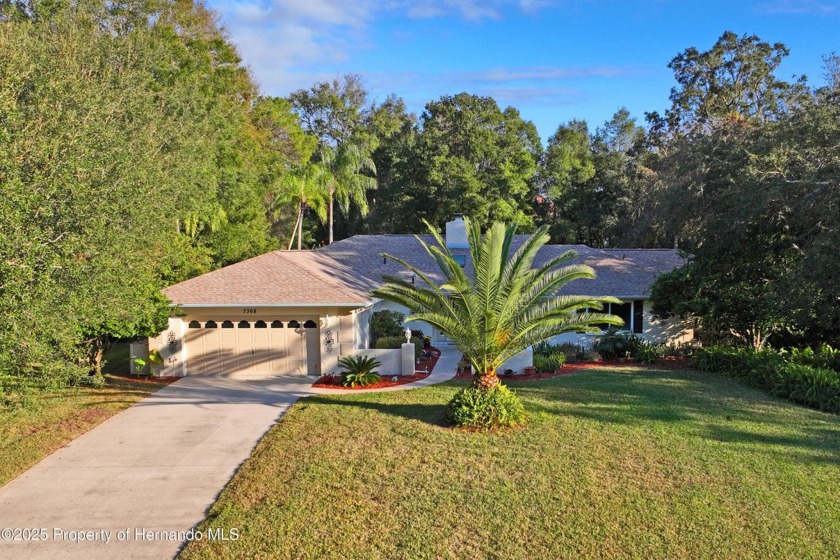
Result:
[184, 319, 319, 376]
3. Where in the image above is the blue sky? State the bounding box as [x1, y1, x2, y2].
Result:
[205, 0, 840, 141]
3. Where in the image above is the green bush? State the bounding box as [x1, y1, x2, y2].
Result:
[532, 341, 568, 372]
[446, 385, 526, 430]
[663, 342, 695, 358]
[634, 341, 664, 364]
[592, 330, 640, 359]
[369, 310, 405, 346]
[338, 355, 382, 387]
[375, 335, 423, 360]
[691, 346, 840, 414]
[783, 344, 840, 372]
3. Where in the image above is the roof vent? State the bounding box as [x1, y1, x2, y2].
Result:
[445, 214, 468, 249]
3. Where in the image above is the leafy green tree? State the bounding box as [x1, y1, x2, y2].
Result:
[288, 74, 370, 147]
[386, 94, 541, 232]
[371, 218, 621, 389]
[0, 0, 310, 389]
[664, 30, 808, 131]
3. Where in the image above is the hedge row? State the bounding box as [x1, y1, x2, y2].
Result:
[374, 336, 423, 360]
[691, 346, 840, 414]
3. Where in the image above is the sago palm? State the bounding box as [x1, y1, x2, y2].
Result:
[371, 218, 622, 389]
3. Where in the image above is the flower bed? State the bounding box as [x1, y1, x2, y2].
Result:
[313, 347, 441, 390]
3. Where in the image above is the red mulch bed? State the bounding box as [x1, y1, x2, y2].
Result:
[107, 373, 182, 385]
[313, 346, 441, 390]
[454, 356, 691, 382]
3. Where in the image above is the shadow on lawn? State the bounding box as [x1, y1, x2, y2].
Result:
[517, 371, 840, 466]
[304, 395, 449, 427]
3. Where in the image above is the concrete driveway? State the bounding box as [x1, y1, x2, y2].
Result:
[0, 348, 459, 559]
[0, 374, 317, 560]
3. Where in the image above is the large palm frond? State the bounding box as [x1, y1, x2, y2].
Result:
[371, 218, 622, 380]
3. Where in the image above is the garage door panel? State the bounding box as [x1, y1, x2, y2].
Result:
[185, 318, 316, 376]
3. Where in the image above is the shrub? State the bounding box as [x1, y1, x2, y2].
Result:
[633, 341, 664, 364]
[532, 341, 568, 372]
[375, 335, 423, 360]
[592, 329, 640, 359]
[783, 344, 840, 372]
[338, 355, 382, 387]
[691, 346, 840, 414]
[533, 352, 566, 373]
[663, 342, 695, 358]
[369, 310, 405, 346]
[575, 346, 593, 361]
[446, 385, 526, 430]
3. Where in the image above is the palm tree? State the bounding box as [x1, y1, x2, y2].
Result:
[319, 143, 377, 244]
[371, 218, 622, 389]
[274, 163, 329, 250]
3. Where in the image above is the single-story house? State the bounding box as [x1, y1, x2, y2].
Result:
[148, 216, 692, 377]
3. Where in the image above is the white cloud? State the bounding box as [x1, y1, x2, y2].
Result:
[462, 65, 646, 82]
[207, 0, 610, 96]
[476, 86, 586, 105]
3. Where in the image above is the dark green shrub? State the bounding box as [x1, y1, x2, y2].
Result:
[783, 344, 840, 372]
[663, 342, 695, 358]
[575, 346, 592, 361]
[446, 385, 526, 430]
[634, 341, 664, 364]
[592, 330, 639, 359]
[338, 355, 382, 387]
[532, 341, 568, 371]
[369, 310, 405, 346]
[374, 335, 423, 360]
[691, 346, 840, 414]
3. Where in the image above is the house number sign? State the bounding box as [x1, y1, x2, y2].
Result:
[242, 308, 257, 314]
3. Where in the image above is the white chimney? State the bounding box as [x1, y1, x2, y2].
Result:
[445, 214, 468, 249]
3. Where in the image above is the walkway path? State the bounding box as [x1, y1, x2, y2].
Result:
[0, 348, 459, 559]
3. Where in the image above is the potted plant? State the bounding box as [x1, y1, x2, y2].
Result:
[523, 365, 537, 376]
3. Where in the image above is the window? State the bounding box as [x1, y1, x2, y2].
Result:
[452, 254, 466, 267]
[611, 302, 632, 331]
[188, 320, 201, 329]
[633, 300, 644, 334]
[287, 320, 300, 328]
[221, 320, 234, 329]
[237, 320, 250, 328]
[204, 320, 218, 328]
[303, 320, 317, 329]
[270, 320, 283, 328]
[254, 320, 267, 329]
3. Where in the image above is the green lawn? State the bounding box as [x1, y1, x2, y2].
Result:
[0, 343, 167, 487]
[180, 367, 840, 560]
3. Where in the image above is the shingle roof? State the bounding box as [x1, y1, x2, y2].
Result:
[163, 235, 685, 306]
[163, 251, 369, 306]
[320, 235, 684, 299]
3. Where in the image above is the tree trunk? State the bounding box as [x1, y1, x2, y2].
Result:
[473, 369, 500, 390]
[87, 335, 111, 377]
[329, 188, 334, 245]
[297, 204, 303, 251]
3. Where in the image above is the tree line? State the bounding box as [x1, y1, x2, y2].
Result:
[0, 0, 837, 395]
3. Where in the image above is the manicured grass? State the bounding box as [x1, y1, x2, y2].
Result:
[0, 373, 167, 487]
[180, 367, 840, 559]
